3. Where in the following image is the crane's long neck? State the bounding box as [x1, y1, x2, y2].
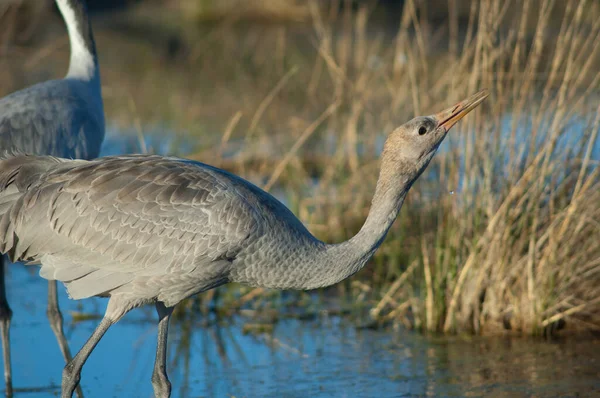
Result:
[305, 158, 415, 289]
[57, 0, 100, 84]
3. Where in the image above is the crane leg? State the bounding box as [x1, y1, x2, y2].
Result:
[152, 302, 173, 398]
[0, 257, 12, 397]
[61, 318, 113, 398]
[47, 280, 84, 398]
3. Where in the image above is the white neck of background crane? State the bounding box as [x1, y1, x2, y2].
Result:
[56, 0, 99, 83]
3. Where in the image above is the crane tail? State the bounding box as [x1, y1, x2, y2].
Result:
[64, 269, 134, 300]
[0, 153, 66, 256]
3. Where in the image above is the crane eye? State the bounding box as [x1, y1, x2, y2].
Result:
[418, 126, 427, 135]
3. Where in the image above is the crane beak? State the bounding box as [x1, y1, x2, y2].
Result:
[435, 89, 489, 131]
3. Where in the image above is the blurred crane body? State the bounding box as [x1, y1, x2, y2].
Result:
[0, 0, 104, 395]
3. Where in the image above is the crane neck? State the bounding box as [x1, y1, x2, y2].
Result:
[348, 169, 412, 254]
[57, 0, 100, 84]
[308, 158, 415, 289]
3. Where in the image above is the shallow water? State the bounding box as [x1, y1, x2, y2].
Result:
[4, 263, 600, 398]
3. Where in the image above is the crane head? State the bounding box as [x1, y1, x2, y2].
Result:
[381, 89, 489, 179]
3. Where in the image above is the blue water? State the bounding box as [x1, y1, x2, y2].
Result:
[101, 124, 197, 157]
[5, 263, 600, 397]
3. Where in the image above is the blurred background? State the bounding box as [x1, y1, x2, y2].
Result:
[0, 0, 599, 396]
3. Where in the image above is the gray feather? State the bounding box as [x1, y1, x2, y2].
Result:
[0, 79, 104, 160]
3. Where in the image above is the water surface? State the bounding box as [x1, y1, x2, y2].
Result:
[5, 263, 600, 398]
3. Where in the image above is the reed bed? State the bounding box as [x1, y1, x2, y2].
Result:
[179, 0, 600, 336]
[1, 0, 599, 336]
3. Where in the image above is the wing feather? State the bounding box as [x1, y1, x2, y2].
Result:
[13, 156, 263, 278]
[0, 154, 264, 301]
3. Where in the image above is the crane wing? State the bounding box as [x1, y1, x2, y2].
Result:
[1, 155, 262, 298]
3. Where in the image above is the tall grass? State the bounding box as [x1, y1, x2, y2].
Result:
[360, 0, 600, 336]
[180, 0, 600, 336]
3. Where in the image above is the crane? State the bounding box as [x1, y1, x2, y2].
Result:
[0, 0, 103, 395]
[0, 91, 486, 397]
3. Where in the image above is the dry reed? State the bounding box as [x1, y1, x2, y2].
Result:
[183, 0, 599, 336]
